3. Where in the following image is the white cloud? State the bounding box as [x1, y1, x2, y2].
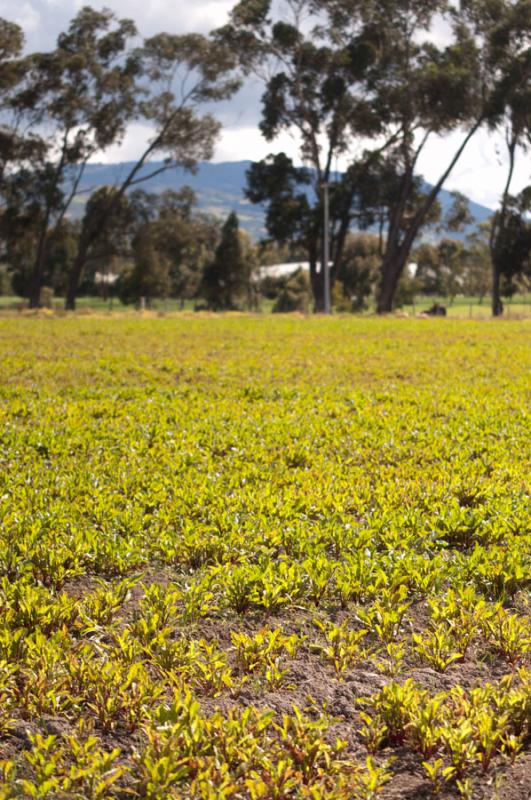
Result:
[419, 13, 453, 48]
[0, 0, 40, 32]
[80, 0, 232, 33]
[90, 123, 153, 166]
[417, 129, 530, 209]
[18, 0, 232, 49]
[213, 126, 302, 164]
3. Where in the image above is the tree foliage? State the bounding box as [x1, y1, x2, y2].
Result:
[218, 0, 384, 309]
[7, 7, 141, 307]
[201, 212, 256, 310]
[0, 6, 239, 310]
[491, 188, 531, 302]
[0, 1, 529, 316]
[222, 0, 530, 313]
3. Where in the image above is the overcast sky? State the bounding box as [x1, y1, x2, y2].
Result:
[4, 0, 530, 209]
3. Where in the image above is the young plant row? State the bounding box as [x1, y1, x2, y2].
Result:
[360, 670, 531, 796]
[1, 697, 393, 800]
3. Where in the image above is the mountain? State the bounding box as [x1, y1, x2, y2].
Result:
[70, 160, 494, 241]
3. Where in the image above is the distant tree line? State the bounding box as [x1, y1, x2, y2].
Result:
[0, 1, 529, 315]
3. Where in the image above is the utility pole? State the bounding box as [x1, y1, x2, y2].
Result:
[322, 181, 331, 314]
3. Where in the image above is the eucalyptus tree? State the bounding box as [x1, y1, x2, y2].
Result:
[224, 0, 527, 312]
[64, 31, 240, 310]
[0, 18, 36, 188]
[359, 0, 531, 312]
[462, 224, 492, 303]
[245, 153, 314, 273]
[125, 226, 172, 307]
[219, 0, 480, 312]
[155, 190, 220, 305]
[330, 0, 489, 313]
[483, 0, 531, 314]
[5, 7, 141, 307]
[217, 0, 388, 309]
[490, 187, 531, 303]
[0, 16, 47, 276]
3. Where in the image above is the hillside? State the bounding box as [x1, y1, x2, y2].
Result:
[71, 160, 494, 240]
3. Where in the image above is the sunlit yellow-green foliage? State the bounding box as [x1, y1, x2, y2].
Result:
[0, 316, 529, 799]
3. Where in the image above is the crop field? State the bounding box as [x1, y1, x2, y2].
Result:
[0, 316, 530, 800]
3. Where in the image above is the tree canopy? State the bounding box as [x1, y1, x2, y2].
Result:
[219, 0, 530, 313]
[0, 1, 528, 315]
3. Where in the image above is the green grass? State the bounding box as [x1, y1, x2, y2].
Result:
[0, 316, 529, 799]
[407, 295, 531, 318]
[1, 292, 530, 317]
[0, 295, 197, 312]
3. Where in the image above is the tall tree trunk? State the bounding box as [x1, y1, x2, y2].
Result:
[28, 214, 53, 309]
[492, 267, 503, 317]
[376, 120, 483, 313]
[28, 266, 43, 309]
[332, 185, 357, 284]
[490, 130, 517, 318]
[377, 252, 404, 313]
[377, 278, 396, 314]
[29, 134, 76, 309]
[65, 238, 90, 310]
